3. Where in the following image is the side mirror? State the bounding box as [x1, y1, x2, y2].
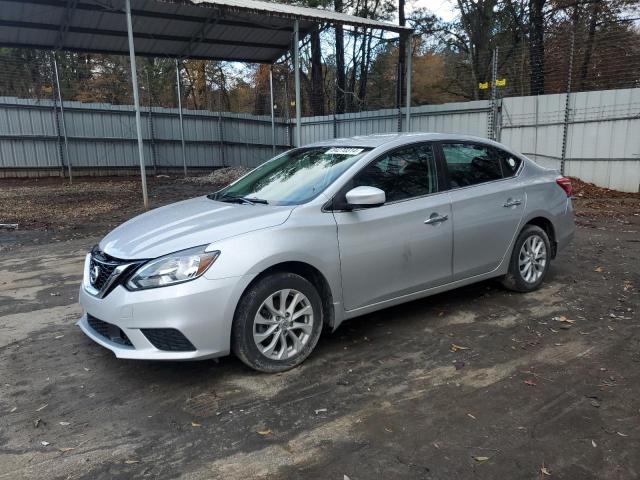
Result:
[345, 186, 386, 208]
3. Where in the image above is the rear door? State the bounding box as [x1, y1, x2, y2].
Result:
[332, 142, 453, 311]
[438, 142, 525, 281]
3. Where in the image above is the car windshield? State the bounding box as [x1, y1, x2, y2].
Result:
[210, 147, 371, 206]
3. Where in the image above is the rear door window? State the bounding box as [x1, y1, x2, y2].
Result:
[441, 143, 504, 188]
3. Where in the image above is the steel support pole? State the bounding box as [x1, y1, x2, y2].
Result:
[125, 0, 149, 209]
[405, 34, 413, 132]
[269, 65, 276, 156]
[489, 47, 499, 140]
[293, 20, 301, 148]
[53, 53, 72, 183]
[560, 28, 576, 176]
[175, 59, 187, 177]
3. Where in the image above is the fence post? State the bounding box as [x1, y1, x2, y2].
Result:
[217, 89, 225, 166]
[405, 34, 413, 132]
[146, 71, 157, 175]
[293, 20, 302, 147]
[52, 52, 72, 182]
[269, 65, 276, 156]
[560, 27, 576, 175]
[488, 47, 499, 140]
[175, 59, 187, 177]
[50, 56, 64, 178]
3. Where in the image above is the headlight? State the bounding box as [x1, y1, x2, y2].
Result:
[126, 246, 220, 290]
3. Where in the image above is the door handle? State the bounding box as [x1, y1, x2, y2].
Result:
[424, 213, 449, 225]
[503, 199, 522, 208]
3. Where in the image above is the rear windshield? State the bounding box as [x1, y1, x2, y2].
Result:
[211, 147, 371, 206]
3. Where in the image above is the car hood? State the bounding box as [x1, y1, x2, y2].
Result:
[99, 196, 294, 259]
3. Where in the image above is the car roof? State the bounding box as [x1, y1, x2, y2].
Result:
[306, 132, 499, 149]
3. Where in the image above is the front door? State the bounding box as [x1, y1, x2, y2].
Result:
[332, 143, 453, 311]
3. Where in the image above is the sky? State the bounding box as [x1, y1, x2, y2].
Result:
[407, 0, 457, 22]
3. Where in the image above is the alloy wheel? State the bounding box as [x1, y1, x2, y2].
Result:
[518, 234, 547, 283]
[253, 289, 314, 360]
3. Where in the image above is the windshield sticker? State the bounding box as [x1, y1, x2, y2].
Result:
[325, 147, 365, 155]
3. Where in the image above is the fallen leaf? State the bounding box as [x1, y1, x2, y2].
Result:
[59, 421, 70, 426]
[591, 440, 597, 447]
[257, 429, 272, 436]
[467, 413, 477, 420]
[541, 466, 551, 475]
[59, 447, 75, 452]
[344, 475, 351, 480]
[40, 441, 50, 446]
[472, 456, 490, 463]
[33, 418, 41, 428]
[524, 379, 537, 387]
[594, 266, 603, 272]
[191, 421, 201, 427]
[450, 343, 470, 352]
[553, 316, 575, 324]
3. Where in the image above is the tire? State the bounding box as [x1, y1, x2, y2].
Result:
[501, 224, 551, 293]
[231, 272, 323, 373]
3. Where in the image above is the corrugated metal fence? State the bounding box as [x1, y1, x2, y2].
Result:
[500, 88, 640, 193]
[1, 88, 639, 191]
[0, 97, 290, 174]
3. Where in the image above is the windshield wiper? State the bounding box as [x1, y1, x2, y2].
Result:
[211, 194, 268, 205]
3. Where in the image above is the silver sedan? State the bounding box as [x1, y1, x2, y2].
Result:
[77, 133, 575, 372]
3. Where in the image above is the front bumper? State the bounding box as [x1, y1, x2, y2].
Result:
[77, 271, 252, 360]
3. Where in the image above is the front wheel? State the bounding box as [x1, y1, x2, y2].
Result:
[231, 272, 323, 373]
[501, 224, 551, 292]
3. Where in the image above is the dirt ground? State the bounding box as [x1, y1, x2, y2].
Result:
[0, 176, 639, 480]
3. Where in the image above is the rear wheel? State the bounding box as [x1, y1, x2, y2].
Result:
[231, 272, 323, 372]
[501, 224, 551, 292]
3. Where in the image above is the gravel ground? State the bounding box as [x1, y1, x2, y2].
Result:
[0, 176, 638, 479]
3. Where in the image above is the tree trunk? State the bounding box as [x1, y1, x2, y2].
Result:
[397, 0, 406, 108]
[529, 0, 545, 95]
[310, 27, 325, 116]
[579, 0, 600, 89]
[335, 0, 346, 114]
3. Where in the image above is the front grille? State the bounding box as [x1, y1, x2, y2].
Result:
[89, 248, 127, 291]
[141, 328, 196, 352]
[87, 314, 133, 347]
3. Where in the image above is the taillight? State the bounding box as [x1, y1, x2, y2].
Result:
[556, 177, 572, 197]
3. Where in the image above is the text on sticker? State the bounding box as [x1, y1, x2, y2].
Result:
[325, 148, 364, 155]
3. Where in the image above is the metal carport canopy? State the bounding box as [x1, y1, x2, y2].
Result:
[0, 0, 412, 208]
[0, 0, 409, 62]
